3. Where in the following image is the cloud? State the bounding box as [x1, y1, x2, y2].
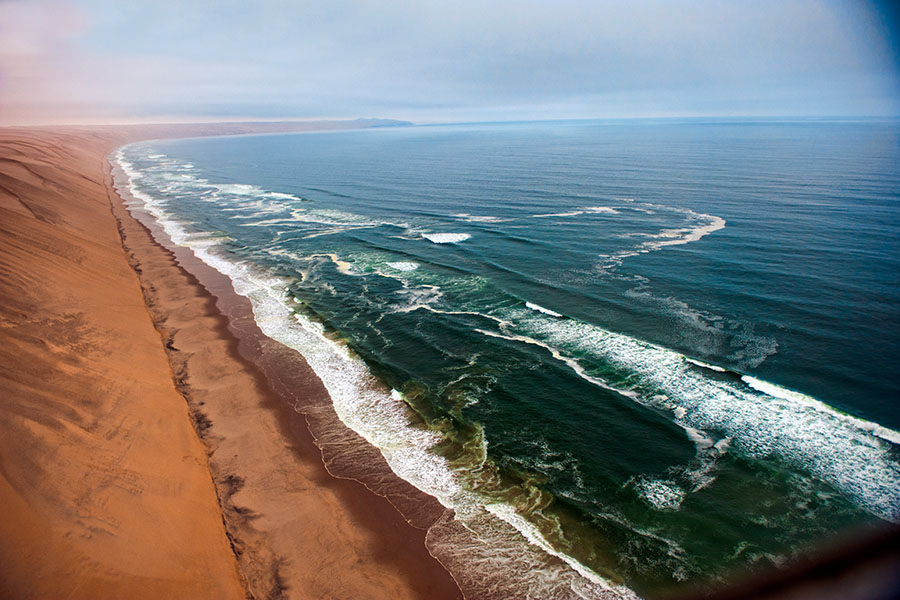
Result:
[0, 1, 87, 120]
[1, 0, 898, 124]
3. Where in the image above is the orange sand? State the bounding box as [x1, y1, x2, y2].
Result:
[0, 124, 462, 600]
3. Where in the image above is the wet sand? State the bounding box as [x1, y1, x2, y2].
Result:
[0, 123, 462, 599]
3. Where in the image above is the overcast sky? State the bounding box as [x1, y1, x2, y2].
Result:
[1, 0, 898, 124]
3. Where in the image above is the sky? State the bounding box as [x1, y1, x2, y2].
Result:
[1, 0, 898, 124]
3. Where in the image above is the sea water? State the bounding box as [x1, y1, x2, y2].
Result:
[116, 119, 900, 598]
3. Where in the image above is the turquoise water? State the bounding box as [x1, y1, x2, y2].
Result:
[117, 119, 900, 598]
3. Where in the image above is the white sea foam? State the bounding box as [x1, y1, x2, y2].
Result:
[681, 428, 730, 493]
[526, 302, 563, 318]
[485, 504, 639, 599]
[423, 233, 471, 244]
[625, 288, 777, 369]
[533, 210, 585, 218]
[387, 261, 419, 272]
[238, 217, 300, 227]
[583, 206, 620, 214]
[186, 248, 465, 497]
[116, 154, 142, 181]
[683, 426, 715, 449]
[216, 183, 261, 196]
[685, 358, 727, 372]
[115, 145, 631, 599]
[191, 253, 629, 597]
[742, 376, 900, 445]
[641, 216, 727, 251]
[119, 150, 393, 246]
[494, 308, 900, 521]
[454, 213, 509, 223]
[308, 253, 355, 275]
[598, 207, 726, 269]
[267, 191, 300, 200]
[428, 510, 637, 600]
[475, 328, 638, 400]
[404, 306, 511, 328]
[635, 479, 685, 511]
[391, 285, 444, 314]
[288, 207, 378, 227]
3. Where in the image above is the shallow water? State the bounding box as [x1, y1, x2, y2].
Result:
[118, 119, 900, 597]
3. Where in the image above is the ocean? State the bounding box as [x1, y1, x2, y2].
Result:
[115, 119, 900, 599]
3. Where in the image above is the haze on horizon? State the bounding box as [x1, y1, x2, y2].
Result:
[1, 0, 898, 125]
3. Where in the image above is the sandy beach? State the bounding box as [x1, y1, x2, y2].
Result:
[0, 123, 462, 599]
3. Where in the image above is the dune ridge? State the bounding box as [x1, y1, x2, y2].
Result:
[0, 124, 462, 600]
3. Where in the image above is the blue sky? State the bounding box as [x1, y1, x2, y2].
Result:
[1, 0, 898, 124]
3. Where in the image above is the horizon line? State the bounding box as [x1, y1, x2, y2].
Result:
[4, 113, 900, 129]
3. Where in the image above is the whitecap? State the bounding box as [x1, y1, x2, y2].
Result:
[387, 261, 419, 272]
[454, 213, 509, 223]
[742, 376, 900, 445]
[525, 302, 563, 318]
[635, 479, 685, 511]
[685, 357, 728, 372]
[423, 233, 471, 244]
[495, 307, 900, 521]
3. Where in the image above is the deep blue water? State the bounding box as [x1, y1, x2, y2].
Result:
[118, 119, 900, 598]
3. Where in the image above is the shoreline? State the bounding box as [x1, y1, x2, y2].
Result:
[0, 123, 462, 599]
[108, 140, 463, 599]
[112, 137, 641, 600]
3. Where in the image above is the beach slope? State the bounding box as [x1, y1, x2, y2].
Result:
[0, 129, 246, 599]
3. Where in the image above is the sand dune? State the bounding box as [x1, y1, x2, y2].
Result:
[0, 129, 246, 598]
[0, 125, 461, 599]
